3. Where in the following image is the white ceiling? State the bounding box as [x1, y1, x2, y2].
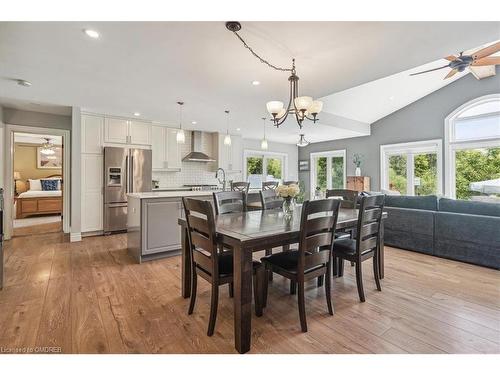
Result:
[14, 132, 62, 145]
[0, 21, 499, 144]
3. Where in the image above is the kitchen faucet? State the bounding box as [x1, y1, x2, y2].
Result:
[215, 168, 226, 191]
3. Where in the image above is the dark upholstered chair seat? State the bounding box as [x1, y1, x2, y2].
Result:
[335, 231, 351, 240]
[333, 238, 372, 257]
[217, 252, 261, 276]
[261, 250, 323, 274]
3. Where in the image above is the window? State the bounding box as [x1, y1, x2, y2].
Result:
[244, 151, 287, 188]
[445, 95, 500, 201]
[381, 140, 442, 196]
[310, 150, 346, 198]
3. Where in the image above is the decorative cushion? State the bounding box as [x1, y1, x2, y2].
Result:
[28, 179, 42, 191]
[261, 250, 321, 273]
[40, 179, 59, 191]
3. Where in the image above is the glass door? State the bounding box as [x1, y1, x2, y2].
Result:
[310, 150, 346, 198]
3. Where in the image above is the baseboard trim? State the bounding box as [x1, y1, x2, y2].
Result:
[70, 232, 82, 242]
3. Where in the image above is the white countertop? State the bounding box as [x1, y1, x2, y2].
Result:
[127, 190, 219, 199]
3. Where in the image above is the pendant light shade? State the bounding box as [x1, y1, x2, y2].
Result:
[266, 101, 284, 115]
[260, 117, 268, 150]
[294, 96, 313, 112]
[176, 101, 186, 144]
[224, 110, 231, 146]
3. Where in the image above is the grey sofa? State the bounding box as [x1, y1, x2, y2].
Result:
[383, 195, 500, 269]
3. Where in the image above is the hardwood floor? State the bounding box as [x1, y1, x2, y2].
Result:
[12, 220, 62, 237]
[0, 232, 499, 354]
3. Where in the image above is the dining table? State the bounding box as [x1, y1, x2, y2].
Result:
[178, 205, 387, 354]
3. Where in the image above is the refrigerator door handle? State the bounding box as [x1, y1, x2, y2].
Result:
[130, 155, 134, 192]
[125, 155, 130, 193]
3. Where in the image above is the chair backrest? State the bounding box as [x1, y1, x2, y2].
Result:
[326, 189, 358, 209]
[230, 181, 250, 193]
[355, 195, 385, 255]
[283, 180, 299, 186]
[297, 199, 341, 274]
[259, 189, 283, 210]
[213, 191, 246, 215]
[182, 197, 219, 276]
[262, 181, 279, 191]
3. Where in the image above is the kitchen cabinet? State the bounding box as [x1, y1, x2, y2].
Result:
[81, 154, 103, 232]
[213, 133, 243, 174]
[104, 116, 151, 146]
[81, 114, 104, 154]
[151, 125, 181, 171]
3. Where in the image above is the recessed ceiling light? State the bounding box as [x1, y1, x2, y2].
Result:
[191, 121, 197, 125]
[389, 96, 395, 101]
[83, 29, 100, 39]
[251, 80, 260, 86]
[236, 128, 241, 131]
[133, 112, 141, 117]
[17, 79, 32, 87]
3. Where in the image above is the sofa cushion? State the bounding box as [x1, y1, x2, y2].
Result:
[438, 198, 500, 218]
[384, 195, 438, 211]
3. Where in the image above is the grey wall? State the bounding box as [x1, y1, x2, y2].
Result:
[299, 73, 500, 197]
[3, 108, 71, 130]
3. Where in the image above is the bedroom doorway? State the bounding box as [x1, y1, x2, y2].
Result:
[11, 132, 64, 237]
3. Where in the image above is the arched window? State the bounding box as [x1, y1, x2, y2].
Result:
[445, 95, 500, 201]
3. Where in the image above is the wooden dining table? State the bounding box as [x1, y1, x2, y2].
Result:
[178, 205, 387, 354]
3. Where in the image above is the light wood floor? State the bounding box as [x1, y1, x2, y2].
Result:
[13, 220, 62, 237]
[0, 232, 499, 354]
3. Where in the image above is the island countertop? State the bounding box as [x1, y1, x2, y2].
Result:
[127, 190, 219, 199]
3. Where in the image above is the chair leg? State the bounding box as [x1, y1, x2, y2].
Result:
[228, 282, 234, 298]
[338, 258, 345, 277]
[373, 253, 382, 291]
[265, 249, 273, 281]
[297, 281, 307, 332]
[263, 266, 269, 308]
[290, 280, 297, 295]
[325, 263, 334, 315]
[332, 256, 338, 277]
[207, 283, 219, 336]
[350, 262, 355, 267]
[188, 267, 197, 314]
[253, 268, 264, 317]
[317, 275, 324, 287]
[355, 262, 365, 302]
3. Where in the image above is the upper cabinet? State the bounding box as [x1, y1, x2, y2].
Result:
[151, 125, 181, 171]
[81, 114, 104, 154]
[213, 133, 242, 174]
[104, 116, 151, 146]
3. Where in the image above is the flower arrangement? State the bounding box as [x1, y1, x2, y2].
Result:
[353, 153, 363, 168]
[276, 184, 300, 199]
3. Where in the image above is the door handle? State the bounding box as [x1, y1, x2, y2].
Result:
[125, 155, 130, 193]
[130, 156, 134, 192]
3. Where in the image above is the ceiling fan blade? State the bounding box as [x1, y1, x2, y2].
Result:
[444, 55, 457, 61]
[444, 69, 458, 79]
[472, 41, 500, 60]
[409, 64, 449, 76]
[472, 56, 500, 66]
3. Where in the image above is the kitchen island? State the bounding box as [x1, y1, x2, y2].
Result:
[127, 190, 215, 263]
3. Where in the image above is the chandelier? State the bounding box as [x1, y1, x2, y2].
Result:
[226, 21, 323, 129]
[296, 134, 310, 147]
[40, 137, 55, 155]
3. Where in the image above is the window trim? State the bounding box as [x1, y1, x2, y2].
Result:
[243, 149, 288, 187]
[444, 94, 500, 198]
[309, 149, 347, 199]
[380, 139, 443, 196]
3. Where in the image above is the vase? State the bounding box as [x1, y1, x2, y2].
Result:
[355, 167, 361, 176]
[282, 197, 295, 219]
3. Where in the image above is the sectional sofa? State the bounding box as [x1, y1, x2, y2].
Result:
[383, 195, 500, 269]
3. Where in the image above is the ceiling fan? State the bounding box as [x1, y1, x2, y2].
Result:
[410, 41, 500, 80]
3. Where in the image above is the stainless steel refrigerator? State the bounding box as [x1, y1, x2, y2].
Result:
[104, 147, 152, 233]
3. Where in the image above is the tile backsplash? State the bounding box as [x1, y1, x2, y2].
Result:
[152, 131, 240, 188]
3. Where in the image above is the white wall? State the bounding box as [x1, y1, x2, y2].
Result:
[242, 138, 299, 182]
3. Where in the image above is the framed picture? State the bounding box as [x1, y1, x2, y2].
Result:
[37, 147, 63, 169]
[298, 160, 310, 171]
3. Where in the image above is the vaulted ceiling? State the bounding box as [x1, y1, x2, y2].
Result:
[1, 21, 499, 143]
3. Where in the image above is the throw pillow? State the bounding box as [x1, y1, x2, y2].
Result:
[40, 179, 59, 191]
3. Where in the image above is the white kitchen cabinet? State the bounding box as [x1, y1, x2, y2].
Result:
[81, 154, 103, 232]
[151, 126, 181, 171]
[81, 114, 104, 154]
[129, 120, 151, 145]
[214, 133, 242, 174]
[104, 117, 152, 146]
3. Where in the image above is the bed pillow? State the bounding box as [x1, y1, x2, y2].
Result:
[47, 177, 62, 190]
[40, 179, 59, 191]
[28, 179, 42, 191]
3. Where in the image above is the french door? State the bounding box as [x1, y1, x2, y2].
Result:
[310, 150, 346, 198]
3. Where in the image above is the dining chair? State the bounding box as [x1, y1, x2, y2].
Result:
[213, 191, 247, 215]
[259, 189, 283, 210]
[230, 181, 250, 194]
[261, 198, 341, 332]
[332, 194, 385, 302]
[325, 189, 358, 208]
[262, 181, 279, 190]
[182, 197, 265, 336]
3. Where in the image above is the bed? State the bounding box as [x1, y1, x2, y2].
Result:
[16, 174, 63, 219]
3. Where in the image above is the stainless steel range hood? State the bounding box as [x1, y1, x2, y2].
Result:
[182, 131, 216, 162]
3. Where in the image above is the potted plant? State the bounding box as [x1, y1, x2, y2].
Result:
[353, 153, 363, 176]
[276, 183, 300, 218]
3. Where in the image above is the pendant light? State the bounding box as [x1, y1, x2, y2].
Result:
[40, 137, 55, 155]
[260, 117, 268, 150]
[296, 134, 310, 147]
[176, 101, 186, 144]
[224, 110, 232, 146]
